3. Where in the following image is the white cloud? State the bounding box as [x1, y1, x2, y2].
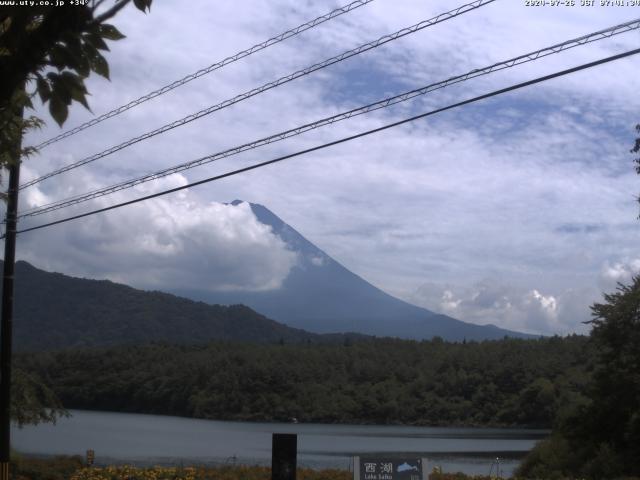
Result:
[441, 289, 461, 311]
[599, 257, 640, 291]
[16, 171, 298, 292]
[310, 255, 325, 267]
[410, 280, 592, 335]
[524, 289, 559, 329]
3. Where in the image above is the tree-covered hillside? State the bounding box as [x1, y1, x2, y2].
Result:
[4, 260, 338, 351]
[18, 335, 592, 427]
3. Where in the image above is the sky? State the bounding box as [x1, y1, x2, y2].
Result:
[8, 0, 640, 335]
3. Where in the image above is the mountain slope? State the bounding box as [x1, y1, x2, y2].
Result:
[2, 260, 333, 352]
[176, 201, 534, 341]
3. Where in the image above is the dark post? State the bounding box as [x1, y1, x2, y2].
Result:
[272, 433, 297, 480]
[86, 449, 95, 466]
[0, 129, 21, 480]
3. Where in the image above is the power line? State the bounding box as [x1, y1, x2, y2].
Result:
[18, 17, 640, 219]
[12, 47, 640, 237]
[21, 0, 496, 190]
[34, 0, 375, 151]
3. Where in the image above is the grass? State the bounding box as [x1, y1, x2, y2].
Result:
[10, 454, 84, 480]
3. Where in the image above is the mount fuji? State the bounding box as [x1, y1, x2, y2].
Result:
[175, 200, 534, 341]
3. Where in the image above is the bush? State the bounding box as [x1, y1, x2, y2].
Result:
[11, 454, 83, 480]
[515, 434, 574, 479]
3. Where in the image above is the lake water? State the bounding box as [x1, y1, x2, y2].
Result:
[13, 410, 547, 477]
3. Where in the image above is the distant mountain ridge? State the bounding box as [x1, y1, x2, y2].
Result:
[2, 260, 360, 352]
[5, 201, 533, 349]
[175, 200, 534, 341]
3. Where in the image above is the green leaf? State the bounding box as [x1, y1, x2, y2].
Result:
[88, 52, 108, 80]
[71, 89, 90, 111]
[48, 45, 68, 70]
[84, 32, 109, 51]
[75, 56, 91, 78]
[50, 74, 71, 105]
[61, 72, 91, 111]
[49, 97, 68, 127]
[65, 37, 90, 77]
[81, 42, 99, 68]
[90, 51, 109, 80]
[98, 23, 125, 41]
[133, 0, 152, 12]
[24, 115, 45, 131]
[60, 71, 87, 93]
[36, 77, 51, 104]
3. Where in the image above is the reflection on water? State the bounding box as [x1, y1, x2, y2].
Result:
[13, 410, 547, 477]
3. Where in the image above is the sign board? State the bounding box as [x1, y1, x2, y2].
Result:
[353, 457, 427, 480]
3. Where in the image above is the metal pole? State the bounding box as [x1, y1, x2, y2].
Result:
[0, 120, 22, 480]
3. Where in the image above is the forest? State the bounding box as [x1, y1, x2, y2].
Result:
[18, 335, 591, 428]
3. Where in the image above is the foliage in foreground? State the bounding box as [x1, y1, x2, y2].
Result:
[68, 465, 349, 480]
[0, 0, 153, 166]
[68, 467, 520, 480]
[12, 458, 640, 480]
[517, 277, 640, 479]
[11, 368, 68, 427]
[1, 0, 152, 428]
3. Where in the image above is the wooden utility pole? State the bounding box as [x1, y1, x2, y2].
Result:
[0, 127, 22, 480]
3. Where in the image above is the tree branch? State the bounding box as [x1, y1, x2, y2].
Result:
[91, 0, 109, 12]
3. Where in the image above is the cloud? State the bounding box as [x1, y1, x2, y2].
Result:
[555, 223, 605, 234]
[525, 290, 559, 328]
[16, 171, 298, 292]
[410, 280, 593, 335]
[598, 257, 640, 292]
[309, 255, 325, 267]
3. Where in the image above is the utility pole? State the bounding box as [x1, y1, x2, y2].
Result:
[0, 118, 22, 480]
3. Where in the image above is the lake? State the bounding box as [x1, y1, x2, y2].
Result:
[13, 410, 547, 477]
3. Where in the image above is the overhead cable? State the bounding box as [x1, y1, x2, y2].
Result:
[18, 17, 640, 219]
[34, 0, 376, 150]
[12, 47, 640, 237]
[21, 0, 496, 190]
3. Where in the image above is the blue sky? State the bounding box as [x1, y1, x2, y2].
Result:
[9, 0, 640, 335]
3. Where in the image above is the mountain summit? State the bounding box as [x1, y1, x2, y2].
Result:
[176, 201, 533, 341]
